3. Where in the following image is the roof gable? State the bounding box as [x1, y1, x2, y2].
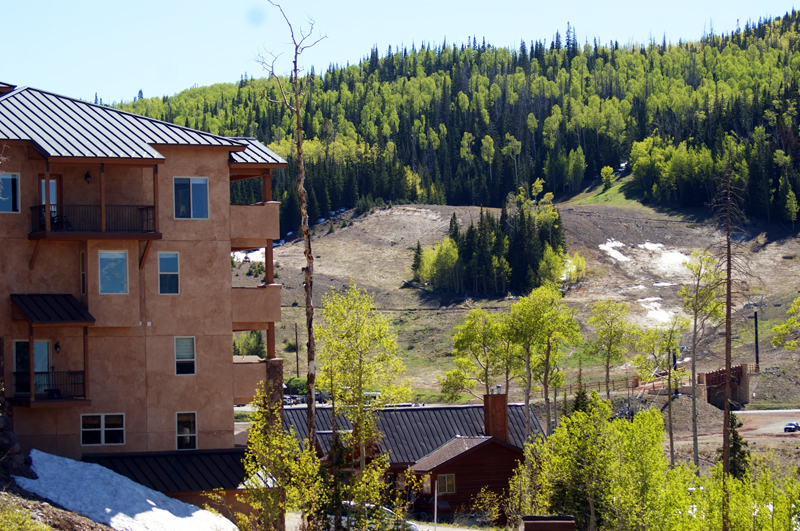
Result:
[0, 86, 244, 161]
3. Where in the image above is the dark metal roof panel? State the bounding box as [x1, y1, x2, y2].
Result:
[0, 87, 243, 160]
[283, 403, 542, 465]
[228, 137, 287, 165]
[83, 448, 247, 493]
[10, 294, 95, 325]
[411, 436, 490, 472]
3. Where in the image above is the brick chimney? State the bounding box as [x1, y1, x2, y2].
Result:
[483, 389, 508, 442]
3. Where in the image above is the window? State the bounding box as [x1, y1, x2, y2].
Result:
[174, 177, 208, 219]
[81, 414, 125, 446]
[437, 474, 455, 494]
[99, 251, 127, 294]
[176, 412, 197, 450]
[158, 252, 179, 294]
[80, 252, 86, 295]
[0, 173, 19, 213]
[175, 337, 195, 375]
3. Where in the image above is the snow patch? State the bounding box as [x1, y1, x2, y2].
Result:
[637, 297, 662, 302]
[653, 281, 676, 287]
[639, 300, 672, 323]
[599, 240, 630, 262]
[14, 450, 237, 531]
[232, 248, 265, 263]
[637, 242, 664, 251]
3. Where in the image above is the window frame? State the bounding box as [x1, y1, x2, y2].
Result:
[80, 413, 125, 446]
[158, 252, 180, 295]
[176, 411, 197, 450]
[98, 250, 128, 295]
[173, 177, 209, 220]
[437, 473, 455, 494]
[0, 173, 20, 213]
[174, 336, 196, 376]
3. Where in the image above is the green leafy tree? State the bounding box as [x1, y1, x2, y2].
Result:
[600, 166, 614, 191]
[502, 133, 522, 186]
[570, 359, 589, 415]
[481, 135, 495, 181]
[680, 250, 724, 469]
[716, 413, 750, 481]
[317, 280, 410, 476]
[773, 295, 800, 350]
[537, 243, 564, 286]
[586, 300, 639, 399]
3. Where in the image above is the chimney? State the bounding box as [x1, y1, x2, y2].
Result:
[483, 391, 508, 442]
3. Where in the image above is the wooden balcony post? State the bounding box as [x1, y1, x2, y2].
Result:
[265, 243, 274, 283]
[83, 326, 89, 398]
[44, 162, 51, 232]
[262, 172, 272, 202]
[100, 163, 106, 232]
[28, 325, 35, 401]
[153, 164, 159, 232]
[267, 323, 275, 359]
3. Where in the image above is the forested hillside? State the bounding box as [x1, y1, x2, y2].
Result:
[119, 12, 800, 235]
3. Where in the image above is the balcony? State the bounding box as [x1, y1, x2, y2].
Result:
[232, 284, 281, 331]
[230, 201, 280, 250]
[30, 204, 160, 240]
[12, 371, 90, 407]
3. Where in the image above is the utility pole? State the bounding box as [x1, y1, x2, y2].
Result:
[295, 322, 300, 379]
[745, 294, 765, 368]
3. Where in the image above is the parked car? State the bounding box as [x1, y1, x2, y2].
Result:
[784, 422, 799, 432]
[329, 502, 420, 531]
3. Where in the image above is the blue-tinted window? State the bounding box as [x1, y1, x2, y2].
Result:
[174, 177, 208, 219]
[99, 251, 127, 294]
[0, 174, 19, 213]
[159, 252, 179, 294]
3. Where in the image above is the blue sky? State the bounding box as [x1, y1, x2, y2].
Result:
[3, 0, 794, 103]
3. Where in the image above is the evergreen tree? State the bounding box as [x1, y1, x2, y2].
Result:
[411, 241, 422, 281]
[717, 412, 750, 480]
[571, 359, 589, 415]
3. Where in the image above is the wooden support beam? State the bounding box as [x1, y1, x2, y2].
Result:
[28, 326, 35, 401]
[100, 163, 106, 232]
[265, 242, 274, 283]
[261, 172, 272, 202]
[44, 163, 51, 232]
[153, 164, 159, 232]
[139, 240, 152, 270]
[29, 240, 41, 270]
[267, 323, 276, 359]
[83, 326, 89, 399]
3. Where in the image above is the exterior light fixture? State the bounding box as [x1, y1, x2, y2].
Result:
[85, 172, 91, 184]
[54, 342, 61, 353]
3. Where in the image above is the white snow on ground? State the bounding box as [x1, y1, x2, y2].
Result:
[598, 240, 631, 262]
[14, 450, 237, 531]
[637, 242, 664, 251]
[653, 281, 676, 287]
[639, 299, 672, 323]
[655, 250, 690, 275]
[232, 248, 265, 263]
[637, 297, 662, 302]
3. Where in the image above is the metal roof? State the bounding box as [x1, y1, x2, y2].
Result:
[228, 137, 286, 165]
[10, 294, 95, 326]
[410, 436, 492, 472]
[0, 82, 16, 94]
[284, 403, 542, 466]
[0, 87, 244, 161]
[83, 448, 247, 493]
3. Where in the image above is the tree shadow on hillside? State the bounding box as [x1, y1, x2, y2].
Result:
[401, 281, 508, 309]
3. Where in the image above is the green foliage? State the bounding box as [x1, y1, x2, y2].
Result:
[570, 359, 589, 415]
[237, 384, 326, 531]
[285, 377, 307, 395]
[586, 299, 639, 399]
[118, 16, 800, 221]
[246, 261, 265, 277]
[0, 498, 50, 531]
[716, 413, 751, 481]
[411, 241, 422, 282]
[600, 166, 614, 191]
[438, 308, 521, 400]
[772, 294, 800, 350]
[233, 331, 266, 359]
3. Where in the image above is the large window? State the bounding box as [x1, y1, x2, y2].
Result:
[81, 414, 125, 446]
[437, 474, 455, 494]
[175, 337, 195, 375]
[158, 252, 179, 294]
[99, 251, 127, 294]
[176, 412, 197, 450]
[0, 173, 19, 213]
[174, 177, 208, 219]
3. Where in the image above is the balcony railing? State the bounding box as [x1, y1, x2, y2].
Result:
[13, 371, 86, 400]
[30, 205, 156, 233]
